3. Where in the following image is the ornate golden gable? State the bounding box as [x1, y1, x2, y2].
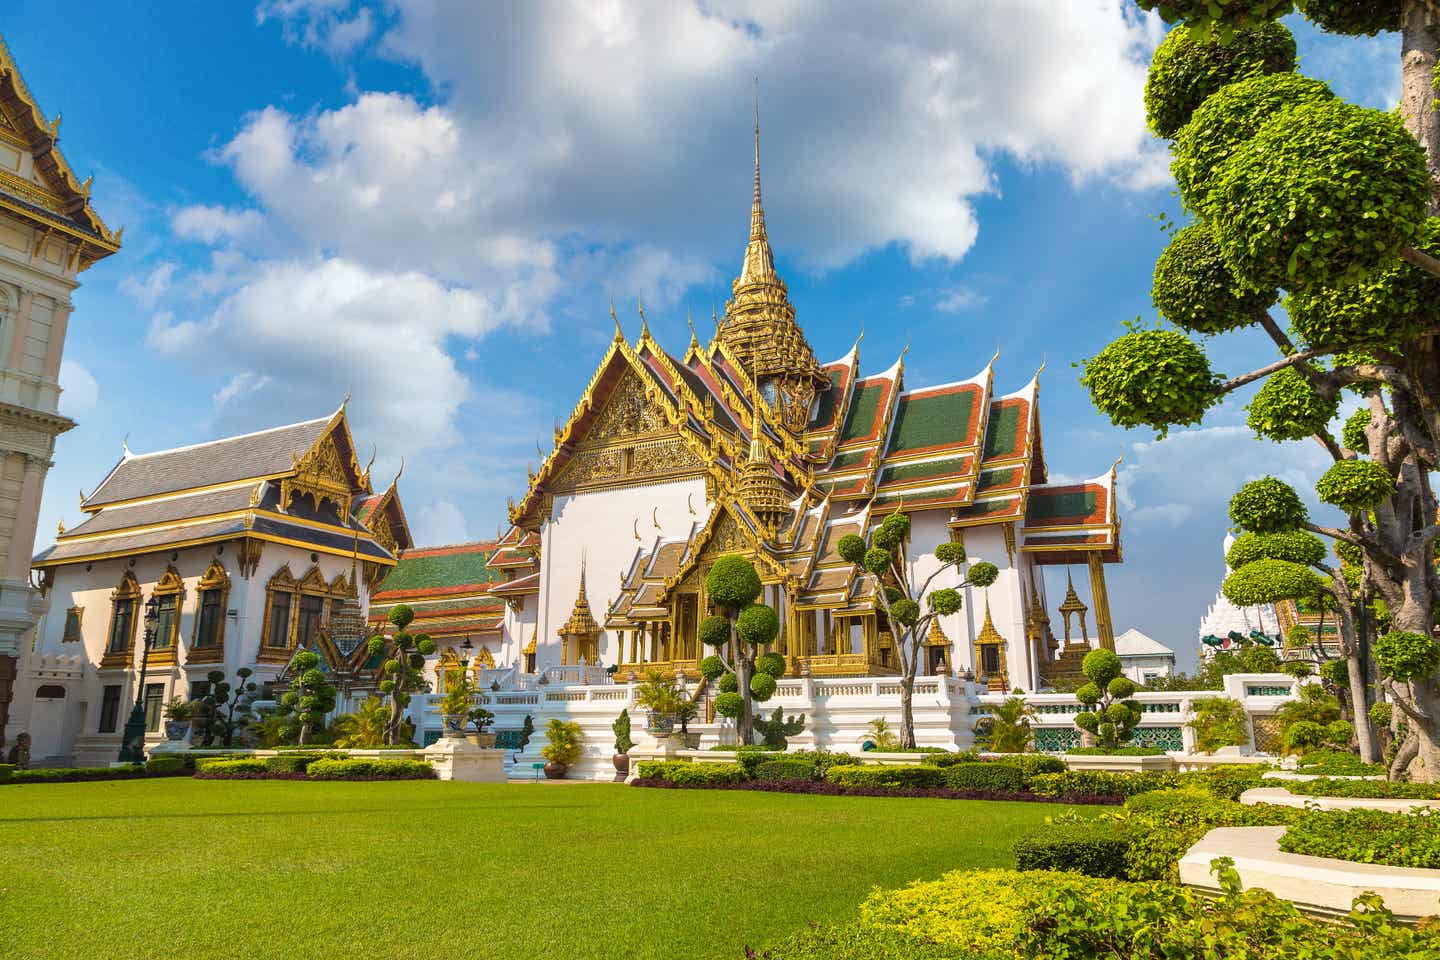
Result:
[281, 430, 356, 514]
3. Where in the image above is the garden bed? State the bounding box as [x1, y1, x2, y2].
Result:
[630, 776, 1122, 805]
[1240, 786, 1440, 814]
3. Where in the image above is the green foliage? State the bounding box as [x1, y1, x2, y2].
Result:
[1075, 682, 1102, 706]
[755, 652, 786, 679]
[705, 554, 762, 611]
[718, 671, 738, 694]
[1245, 367, 1338, 442]
[698, 615, 730, 649]
[1081, 328, 1220, 436]
[736, 603, 779, 647]
[1280, 808, 1440, 868]
[1229, 476, 1307, 533]
[941, 762, 1025, 793]
[862, 546, 893, 576]
[1082, 649, 1122, 685]
[713, 691, 744, 718]
[1226, 530, 1327, 569]
[306, 758, 435, 780]
[1223, 558, 1325, 606]
[331, 696, 391, 748]
[1143, 22, 1296, 138]
[143, 755, 186, 775]
[698, 654, 726, 680]
[1120, 788, 1302, 882]
[439, 671, 475, 716]
[540, 718, 584, 767]
[1341, 408, 1372, 452]
[1187, 696, 1251, 753]
[1315, 458, 1394, 513]
[635, 669, 685, 716]
[1288, 777, 1440, 800]
[1374, 630, 1440, 681]
[865, 717, 901, 751]
[1302, 0, 1399, 35]
[749, 671, 778, 703]
[985, 696, 1034, 754]
[888, 598, 920, 627]
[612, 708, 634, 755]
[824, 764, 946, 790]
[387, 604, 414, 629]
[640, 760, 748, 787]
[1174, 73, 1333, 215]
[837, 533, 868, 565]
[753, 758, 817, 782]
[872, 512, 911, 551]
[264, 752, 344, 774]
[1210, 99, 1430, 289]
[1028, 770, 1173, 799]
[1151, 221, 1274, 333]
[752, 708, 805, 750]
[1012, 823, 1130, 878]
[934, 541, 965, 565]
[927, 588, 962, 617]
[1368, 701, 1393, 730]
[194, 757, 270, 776]
[967, 561, 999, 588]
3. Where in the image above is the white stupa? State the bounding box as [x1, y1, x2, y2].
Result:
[1196, 533, 1280, 656]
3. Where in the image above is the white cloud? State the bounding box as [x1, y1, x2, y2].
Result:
[118, 262, 176, 308]
[935, 287, 987, 313]
[58, 359, 98, 416]
[257, 0, 375, 56]
[1130, 502, 1192, 528]
[411, 500, 469, 547]
[171, 205, 264, 245]
[213, 371, 273, 409]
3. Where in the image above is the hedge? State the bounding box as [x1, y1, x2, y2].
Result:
[753, 758, 817, 782]
[195, 758, 270, 776]
[1066, 746, 1164, 756]
[7, 765, 184, 784]
[1287, 777, 1440, 800]
[144, 755, 186, 774]
[1012, 823, 1130, 879]
[0, 763, 13, 782]
[1120, 788, 1301, 882]
[942, 762, 1025, 793]
[264, 752, 346, 774]
[1028, 770, 1175, 799]
[1295, 749, 1386, 777]
[306, 758, 435, 780]
[917, 751, 983, 768]
[1280, 808, 1440, 869]
[630, 776, 1121, 805]
[824, 764, 945, 790]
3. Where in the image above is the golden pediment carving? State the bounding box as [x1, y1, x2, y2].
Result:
[281, 432, 354, 513]
[589, 369, 668, 443]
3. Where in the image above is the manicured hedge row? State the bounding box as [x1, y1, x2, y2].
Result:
[753, 758, 815, 782]
[1066, 746, 1165, 756]
[1287, 777, 1440, 800]
[1294, 748, 1386, 777]
[630, 776, 1121, 805]
[825, 764, 946, 790]
[1012, 823, 1130, 879]
[307, 758, 434, 780]
[194, 757, 435, 780]
[4, 765, 188, 784]
[759, 866, 1439, 958]
[1279, 808, 1440, 869]
[941, 762, 1025, 792]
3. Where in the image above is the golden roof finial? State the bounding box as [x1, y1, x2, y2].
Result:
[56, 517, 65, 536]
[638, 295, 650, 340]
[752, 77, 764, 240]
[976, 595, 1005, 646]
[687, 307, 699, 352]
[121, 433, 130, 457]
[610, 295, 623, 342]
[391, 457, 405, 489]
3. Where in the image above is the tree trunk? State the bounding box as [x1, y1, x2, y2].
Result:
[898, 674, 917, 749]
[1345, 652, 1379, 764]
[1402, 0, 1440, 214]
[736, 654, 755, 745]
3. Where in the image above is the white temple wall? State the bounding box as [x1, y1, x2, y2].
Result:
[537, 477, 705, 668]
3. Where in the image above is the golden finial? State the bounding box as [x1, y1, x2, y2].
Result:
[80, 174, 93, 197]
[392, 457, 405, 487]
[113, 225, 125, 244]
[652, 507, 662, 531]
[637, 295, 652, 341]
[47, 113, 60, 137]
[536, 436, 545, 458]
[121, 433, 130, 457]
[56, 517, 65, 536]
[611, 295, 623, 341]
[687, 307, 699, 352]
[712, 303, 721, 334]
[989, 343, 1001, 368]
[687, 492, 698, 516]
[633, 519, 641, 542]
[78, 488, 85, 508]
[753, 77, 763, 209]
[900, 335, 911, 361]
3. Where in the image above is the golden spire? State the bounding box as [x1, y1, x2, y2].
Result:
[558, 555, 600, 638]
[740, 80, 776, 286]
[1058, 568, 1090, 647]
[976, 597, 1005, 647]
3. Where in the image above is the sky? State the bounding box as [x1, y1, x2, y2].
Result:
[6, 1, 1404, 671]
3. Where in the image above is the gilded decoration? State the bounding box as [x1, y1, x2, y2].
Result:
[590, 369, 668, 441]
[370, 508, 399, 555]
[149, 565, 185, 660]
[189, 559, 230, 662]
[99, 571, 141, 668]
[281, 432, 355, 513]
[238, 538, 265, 579]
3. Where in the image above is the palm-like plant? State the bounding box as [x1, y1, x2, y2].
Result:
[332, 696, 390, 748]
[987, 696, 1034, 754]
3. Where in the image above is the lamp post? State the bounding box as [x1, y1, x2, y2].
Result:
[459, 635, 474, 669]
[117, 594, 161, 764]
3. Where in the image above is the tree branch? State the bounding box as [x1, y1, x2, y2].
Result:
[1212, 348, 1330, 395]
[1256, 312, 1299, 356]
[1401, 244, 1440, 278]
[1329, 363, 1414, 392]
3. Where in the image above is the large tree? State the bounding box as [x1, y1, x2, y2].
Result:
[837, 512, 998, 749]
[1084, 2, 1440, 778]
[371, 604, 436, 746]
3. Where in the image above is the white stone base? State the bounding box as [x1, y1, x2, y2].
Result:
[422, 739, 506, 783]
[1060, 753, 1176, 773]
[1180, 825, 1440, 922]
[1240, 786, 1440, 813]
[147, 738, 191, 757]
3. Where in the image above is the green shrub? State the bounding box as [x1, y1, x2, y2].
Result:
[753, 759, 816, 782]
[1006, 754, 1066, 784]
[661, 762, 746, 787]
[1066, 746, 1164, 756]
[732, 745, 780, 779]
[0, 763, 12, 782]
[918, 751, 983, 768]
[1295, 749, 1385, 777]
[824, 764, 945, 791]
[1012, 823, 1130, 878]
[1280, 808, 1440, 869]
[1028, 770, 1174, 799]
[1119, 788, 1301, 882]
[1287, 778, 1440, 800]
[264, 752, 345, 774]
[1185, 764, 1270, 801]
[10, 766, 144, 782]
[635, 760, 689, 780]
[195, 758, 269, 776]
[787, 750, 857, 778]
[941, 762, 1024, 793]
[144, 755, 186, 774]
[306, 758, 435, 780]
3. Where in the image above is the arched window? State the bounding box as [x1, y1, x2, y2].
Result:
[294, 565, 329, 650]
[262, 565, 297, 651]
[101, 572, 141, 667]
[150, 566, 184, 654]
[191, 560, 230, 660]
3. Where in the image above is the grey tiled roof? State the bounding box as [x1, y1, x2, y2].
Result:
[84, 416, 333, 508]
[33, 517, 249, 564]
[63, 486, 258, 537]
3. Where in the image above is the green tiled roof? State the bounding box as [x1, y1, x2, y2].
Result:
[811, 374, 847, 429]
[838, 381, 885, 444]
[828, 448, 872, 471]
[888, 388, 976, 455]
[878, 455, 971, 487]
[374, 543, 502, 594]
[982, 402, 1023, 460]
[1027, 490, 1098, 524]
[976, 466, 1021, 493]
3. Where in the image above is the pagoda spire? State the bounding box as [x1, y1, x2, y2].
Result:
[740, 81, 776, 286]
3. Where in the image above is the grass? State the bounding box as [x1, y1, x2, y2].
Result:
[0, 779, 1097, 960]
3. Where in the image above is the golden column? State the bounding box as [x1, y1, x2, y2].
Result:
[1086, 554, 1116, 652]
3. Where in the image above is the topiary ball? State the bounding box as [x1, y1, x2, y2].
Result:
[1152, 221, 1275, 334]
[714, 691, 744, 718]
[1097, 722, 1117, 743]
[755, 652, 786, 678]
[1210, 99, 1430, 290]
[718, 671, 738, 694]
[1173, 73, 1334, 215]
[736, 603, 780, 647]
[1229, 476, 1307, 533]
[1341, 408, 1372, 453]
[1144, 21, 1297, 139]
[873, 512, 911, 551]
[1303, 0, 1399, 35]
[967, 561, 999, 588]
[1245, 367, 1338, 443]
[1074, 710, 1100, 733]
[1225, 530, 1327, 570]
[928, 588, 962, 617]
[889, 598, 920, 627]
[1081, 329, 1220, 436]
[1105, 702, 1132, 725]
[1374, 630, 1440, 681]
[750, 672, 778, 703]
[863, 547, 893, 577]
[837, 533, 868, 565]
[706, 554, 762, 611]
[1076, 682, 1102, 706]
[1222, 558, 1324, 606]
[1108, 676, 1137, 700]
[699, 655, 727, 680]
[1082, 648, 1123, 686]
[935, 541, 966, 565]
[1315, 459, 1394, 514]
[388, 603, 415, 629]
[293, 651, 320, 671]
[699, 615, 731, 648]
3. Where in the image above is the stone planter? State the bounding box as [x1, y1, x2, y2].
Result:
[679, 731, 701, 750]
[645, 712, 675, 736]
[543, 761, 568, 780]
[613, 753, 631, 782]
[467, 732, 497, 748]
[441, 714, 468, 739]
[164, 720, 191, 742]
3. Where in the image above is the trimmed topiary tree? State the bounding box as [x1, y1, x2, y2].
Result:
[371, 604, 437, 746]
[1084, 2, 1440, 777]
[279, 651, 336, 746]
[192, 667, 258, 747]
[1073, 649, 1141, 751]
[837, 512, 999, 748]
[753, 707, 805, 750]
[699, 554, 783, 745]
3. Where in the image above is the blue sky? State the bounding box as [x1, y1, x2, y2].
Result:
[7, 2, 1402, 670]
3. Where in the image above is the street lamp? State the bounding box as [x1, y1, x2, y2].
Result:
[459, 635, 474, 668]
[117, 594, 161, 764]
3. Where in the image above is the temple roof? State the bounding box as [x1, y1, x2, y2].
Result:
[1021, 464, 1121, 565]
[372, 540, 502, 599]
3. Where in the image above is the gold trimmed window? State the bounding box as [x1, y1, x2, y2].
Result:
[262, 565, 297, 652]
[61, 606, 83, 643]
[101, 572, 141, 666]
[294, 565, 329, 649]
[150, 566, 184, 652]
[191, 560, 230, 658]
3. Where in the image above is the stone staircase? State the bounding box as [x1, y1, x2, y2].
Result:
[1041, 644, 1092, 688]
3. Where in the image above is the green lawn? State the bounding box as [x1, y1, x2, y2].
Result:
[0, 779, 1095, 959]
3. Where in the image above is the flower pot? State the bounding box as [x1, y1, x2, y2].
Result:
[441, 714, 468, 739]
[612, 753, 630, 782]
[543, 761, 568, 779]
[680, 731, 701, 750]
[645, 712, 674, 735]
[473, 733, 497, 748]
[164, 720, 191, 742]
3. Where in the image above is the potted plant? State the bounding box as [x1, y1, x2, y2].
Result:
[467, 706, 496, 748]
[541, 718, 583, 779]
[634, 669, 680, 737]
[612, 708, 634, 781]
[675, 699, 700, 749]
[439, 673, 475, 739]
[162, 697, 194, 742]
